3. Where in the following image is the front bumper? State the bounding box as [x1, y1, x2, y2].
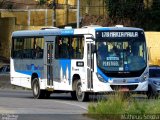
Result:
[92, 81, 148, 92]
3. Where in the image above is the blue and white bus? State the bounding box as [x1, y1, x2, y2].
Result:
[11, 25, 148, 101]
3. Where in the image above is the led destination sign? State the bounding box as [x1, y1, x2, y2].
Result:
[96, 30, 143, 39]
[102, 32, 138, 38]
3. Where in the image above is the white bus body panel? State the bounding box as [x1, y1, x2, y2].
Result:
[10, 58, 45, 89]
[11, 26, 148, 93]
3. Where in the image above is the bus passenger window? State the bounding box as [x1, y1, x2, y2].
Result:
[12, 38, 24, 59]
[35, 46, 43, 58]
[55, 37, 69, 59]
[55, 37, 61, 58]
[55, 36, 84, 59]
[12, 37, 44, 59]
[72, 36, 84, 59]
[34, 38, 44, 59]
[61, 39, 69, 58]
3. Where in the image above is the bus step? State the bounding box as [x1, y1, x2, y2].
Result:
[46, 88, 54, 92]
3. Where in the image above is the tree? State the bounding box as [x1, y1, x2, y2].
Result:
[105, 0, 144, 19]
[146, 0, 160, 30]
[39, 0, 47, 5]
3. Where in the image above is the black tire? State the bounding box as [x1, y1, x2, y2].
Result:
[71, 91, 77, 100]
[76, 80, 89, 102]
[32, 78, 45, 99]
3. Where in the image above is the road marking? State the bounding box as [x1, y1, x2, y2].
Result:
[0, 107, 15, 114]
[54, 100, 88, 110]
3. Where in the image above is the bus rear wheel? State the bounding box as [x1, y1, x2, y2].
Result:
[32, 78, 45, 99]
[76, 80, 89, 102]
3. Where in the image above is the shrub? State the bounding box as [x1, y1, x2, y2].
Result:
[88, 92, 160, 120]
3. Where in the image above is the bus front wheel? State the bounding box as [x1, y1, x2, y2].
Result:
[76, 80, 89, 102]
[32, 78, 45, 99]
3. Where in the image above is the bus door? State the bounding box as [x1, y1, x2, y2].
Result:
[87, 42, 94, 90]
[44, 36, 55, 86]
[46, 42, 54, 86]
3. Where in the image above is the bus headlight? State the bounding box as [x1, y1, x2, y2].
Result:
[140, 73, 148, 82]
[96, 73, 107, 83]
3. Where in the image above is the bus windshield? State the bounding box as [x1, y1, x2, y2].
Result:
[96, 36, 147, 76]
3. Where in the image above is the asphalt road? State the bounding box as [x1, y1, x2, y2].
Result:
[0, 89, 92, 120]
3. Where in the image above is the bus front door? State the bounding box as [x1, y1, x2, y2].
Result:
[87, 43, 94, 90]
[46, 42, 54, 86]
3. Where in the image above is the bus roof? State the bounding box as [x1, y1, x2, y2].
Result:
[12, 26, 144, 37]
[95, 27, 143, 31]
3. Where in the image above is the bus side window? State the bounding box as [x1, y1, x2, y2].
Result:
[34, 38, 44, 59]
[16, 50, 23, 58]
[12, 38, 24, 59]
[12, 37, 44, 59]
[69, 38, 74, 58]
[61, 39, 69, 58]
[55, 36, 69, 59]
[72, 37, 84, 59]
[55, 36, 84, 59]
[55, 36, 62, 58]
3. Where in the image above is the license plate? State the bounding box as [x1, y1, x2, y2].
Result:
[119, 88, 129, 92]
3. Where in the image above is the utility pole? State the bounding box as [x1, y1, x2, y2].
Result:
[64, 0, 69, 26]
[45, 9, 48, 26]
[53, 0, 56, 26]
[77, 0, 80, 28]
[28, 10, 31, 29]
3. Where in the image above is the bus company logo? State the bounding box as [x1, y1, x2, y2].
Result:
[108, 78, 113, 83]
[26, 64, 44, 71]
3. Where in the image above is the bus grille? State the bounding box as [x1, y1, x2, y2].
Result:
[110, 85, 138, 91]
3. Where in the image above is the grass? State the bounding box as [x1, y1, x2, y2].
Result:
[87, 92, 160, 120]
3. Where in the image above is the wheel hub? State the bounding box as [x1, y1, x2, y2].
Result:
[33, 82, 39, 95]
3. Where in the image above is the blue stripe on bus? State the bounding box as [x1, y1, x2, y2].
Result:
[59, 60, 71, 84]
[95, 27, 143, 31]
[97, 67, 110, 82]
[61, 29, 74, 35]
[95, 28, 110, 31]
[16, 70, 41, 78]
[97, 68, 139, 83]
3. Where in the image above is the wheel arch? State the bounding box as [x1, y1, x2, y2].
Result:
[31, 72, 39, 86]
[72, 74, 81, 91]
